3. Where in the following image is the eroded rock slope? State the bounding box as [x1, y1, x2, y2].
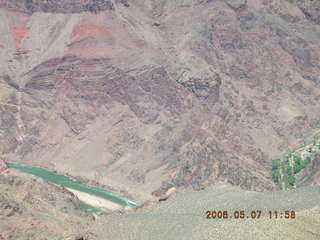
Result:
[1, 0, 320, 199]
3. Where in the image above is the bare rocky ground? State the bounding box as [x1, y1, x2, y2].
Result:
[1, 0, 320, 200]
[0, 159, 95, 240]
[1, 0, 320, 232]
[1, 158, 319, 240]
[93, 183, 320, 240]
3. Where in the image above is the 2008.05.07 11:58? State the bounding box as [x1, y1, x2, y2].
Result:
[205, 210, 296, 219]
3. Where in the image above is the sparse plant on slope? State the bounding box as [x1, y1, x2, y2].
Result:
[271, 159, 281, 184]
[293, 155, 303, 174]
[285, 166, 296, 186]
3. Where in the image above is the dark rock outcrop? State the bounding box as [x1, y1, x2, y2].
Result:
[1, 0, 320, 199]
[0, 159, 7, 172]
[0, 0, 114, 14]
[288, 0, 320, 24]
[178, 73, 221, 100]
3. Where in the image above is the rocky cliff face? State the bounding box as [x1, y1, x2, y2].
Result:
[1, 0, 320, 199]
[0, 168, 93, 240]
[0, 0, 114, 14]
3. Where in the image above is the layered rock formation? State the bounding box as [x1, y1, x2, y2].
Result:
[0, 0, 114, 14]
[1, 0, 320, 200]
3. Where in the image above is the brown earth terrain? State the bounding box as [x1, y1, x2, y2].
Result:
[298, 154, 320, 186]
[1, 158, 320, 240]
[0, 159, 95, 240]
[1, 0, 320, 203]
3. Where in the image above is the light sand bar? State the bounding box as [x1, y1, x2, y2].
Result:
[66, 188, 123, 211]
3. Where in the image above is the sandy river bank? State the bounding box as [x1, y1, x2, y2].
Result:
[66, 188, 123, 212]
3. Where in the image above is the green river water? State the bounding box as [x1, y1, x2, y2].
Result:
[7, 162, 138, 215]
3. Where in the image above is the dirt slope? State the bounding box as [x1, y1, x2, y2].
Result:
[1, 158, 319, 240]
[1, 0, 320, 200]
[93, 183, 320, 240]
[0, 159, 95, 240]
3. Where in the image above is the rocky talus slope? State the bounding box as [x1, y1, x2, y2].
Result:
[92, 183, 320, 240]
[1, 0, 320, 201]
[0, 159, 95, 240]
[1, 157, 319, 240]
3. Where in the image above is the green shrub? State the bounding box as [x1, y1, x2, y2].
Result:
[288, 174, 296, 186]
[286, 166, 296, 186]
[293, 155, 303, 174]
[271, 159, 281, 183]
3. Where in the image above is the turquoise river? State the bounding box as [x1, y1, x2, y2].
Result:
[7, 162, 138, 215]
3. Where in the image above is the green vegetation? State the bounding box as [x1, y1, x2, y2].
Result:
[285, 165, 296, 186]
[271, 133, 320, 190]
[271, 159, 281, 183]
[293, 155, 303, 174]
